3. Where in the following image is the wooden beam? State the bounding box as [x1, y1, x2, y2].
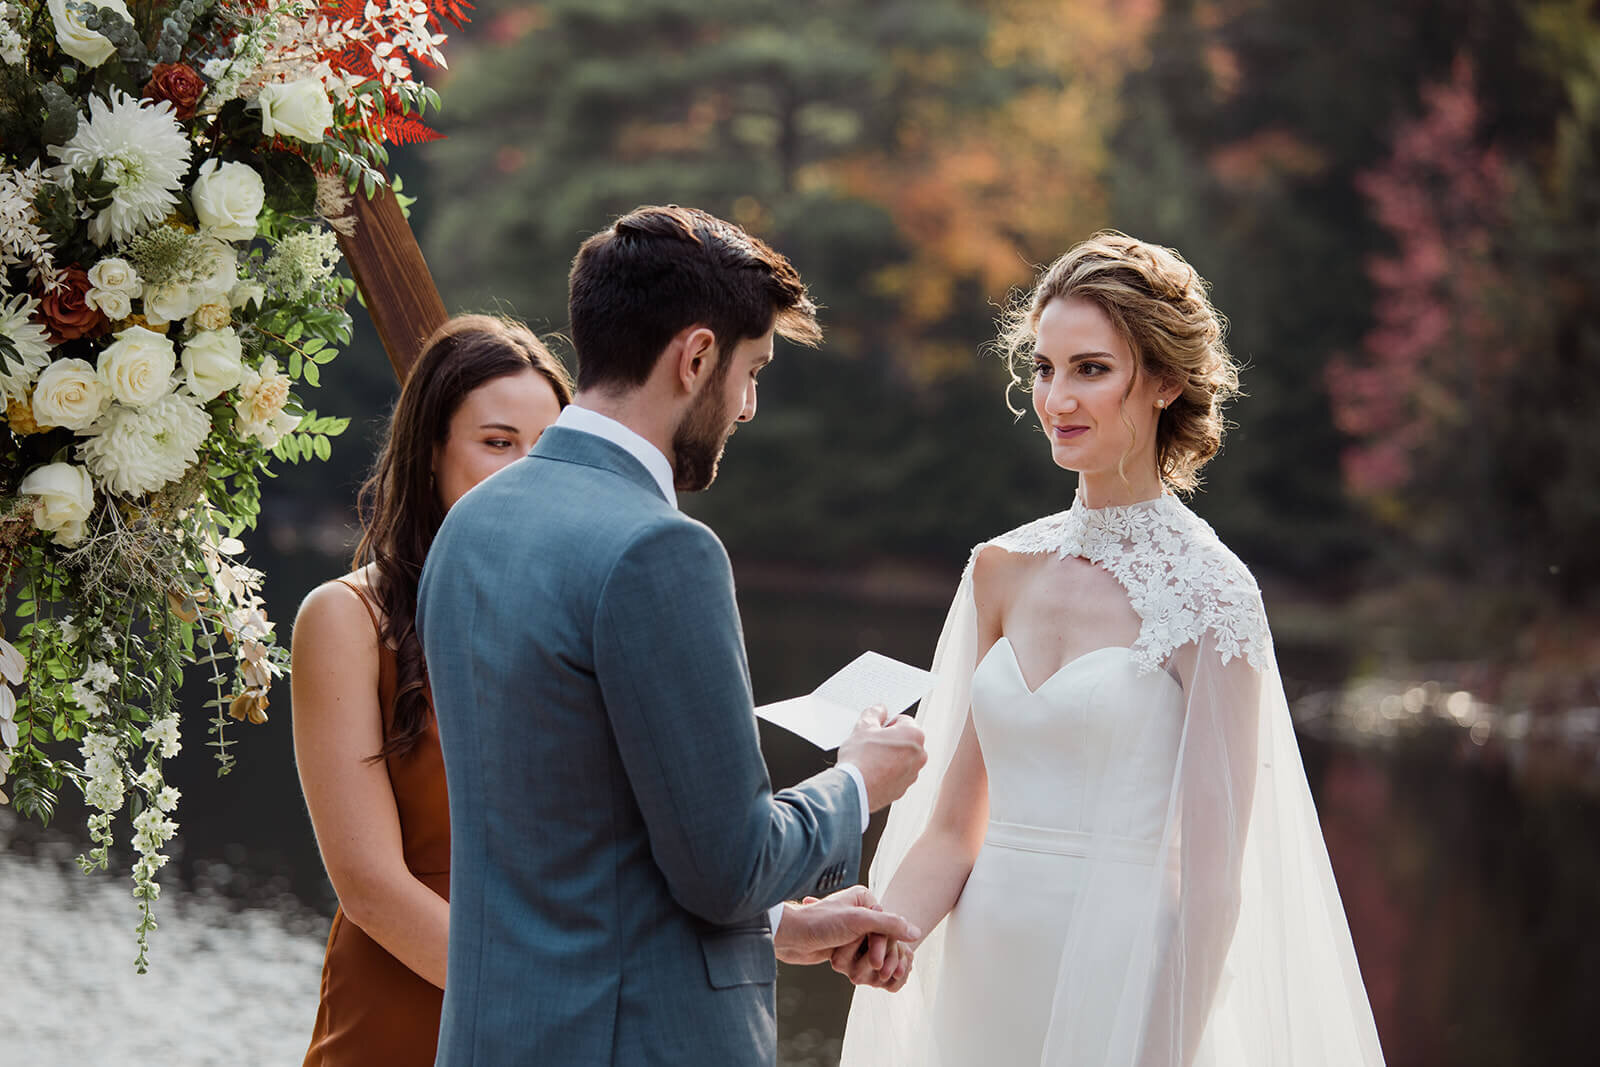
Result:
[333, 183, 448, 383]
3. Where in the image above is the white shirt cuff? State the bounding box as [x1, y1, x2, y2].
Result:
[768, 900, 786, 933]
[837, 762, 870, 832]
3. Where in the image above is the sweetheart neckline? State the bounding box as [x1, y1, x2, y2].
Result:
[980, 638, 1136, 697]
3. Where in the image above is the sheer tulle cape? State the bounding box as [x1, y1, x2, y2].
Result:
[841, 496, 1385, 1066]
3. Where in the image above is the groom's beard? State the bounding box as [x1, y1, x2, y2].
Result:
[672, 379, 737, 493]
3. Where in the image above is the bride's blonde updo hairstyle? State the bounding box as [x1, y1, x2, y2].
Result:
[1000, 231, 1241, 492]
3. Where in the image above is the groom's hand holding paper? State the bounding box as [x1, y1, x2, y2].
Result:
[837, 704, 929, 811]
[757, 651, 936, 750]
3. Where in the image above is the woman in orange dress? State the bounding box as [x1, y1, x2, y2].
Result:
[292, 315, 573, 1065]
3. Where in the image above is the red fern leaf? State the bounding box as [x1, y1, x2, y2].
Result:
[429, 0, 474, 29]
[383, 113, 445, 146]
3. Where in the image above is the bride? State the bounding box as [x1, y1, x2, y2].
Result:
[840, 233, 1385, 1065]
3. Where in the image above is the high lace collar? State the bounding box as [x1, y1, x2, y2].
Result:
[985, 491, 1271, 673]
[1070, 486, 1176, 528]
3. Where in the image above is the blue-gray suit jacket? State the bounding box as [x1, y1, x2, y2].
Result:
[417, 426, 863, 1066]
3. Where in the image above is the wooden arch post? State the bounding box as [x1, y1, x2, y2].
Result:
[334, 183, 449, 383]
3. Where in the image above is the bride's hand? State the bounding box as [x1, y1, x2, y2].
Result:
[832, 933, 914, 991]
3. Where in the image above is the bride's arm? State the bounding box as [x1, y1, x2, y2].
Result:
[876, 711, 989, 944]
[876, 545, 1011, 945]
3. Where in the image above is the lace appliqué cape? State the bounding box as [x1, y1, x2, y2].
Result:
[987, 494, 1272, 676]
[841, 493, 1385, 1067]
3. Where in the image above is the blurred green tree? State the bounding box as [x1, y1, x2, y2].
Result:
[416, 0, 1156, 566]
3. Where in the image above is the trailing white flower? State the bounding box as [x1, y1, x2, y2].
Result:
[191, 159, 265, 241]
[234, 356, 300, 446]
[70, 679, 109, 718]
[97, 325, 176, 408]
[33, 358, 112, 430]
[131, 803, 177, 898]
[180, 326, 245, 400]
[155, 785, 180, 812]
[0, 291, 53, 404]
[80, 730, 126, 813]
[132, 805, 176, 850]
[48, 91, 193, 246]
[19, 461, 95, 545]
[46, 0, 132, 68]
[78, 392, 211, 496]
[83, 660, 118, 692]
[142, 715, 180, 759]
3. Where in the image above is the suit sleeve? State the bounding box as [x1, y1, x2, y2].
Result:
[594, 518, 863, 926]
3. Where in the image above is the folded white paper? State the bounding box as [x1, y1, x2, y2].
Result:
[756, 651, 937, 750]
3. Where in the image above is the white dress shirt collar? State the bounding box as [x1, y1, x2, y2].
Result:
[554, 404, 678, 509]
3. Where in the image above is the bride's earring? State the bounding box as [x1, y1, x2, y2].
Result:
[1155, 398, 1166, 409]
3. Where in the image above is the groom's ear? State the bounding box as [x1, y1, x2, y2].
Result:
[671, 325, 720, 396]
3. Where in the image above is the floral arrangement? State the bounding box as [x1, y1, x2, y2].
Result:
[0, 0, 465, 968]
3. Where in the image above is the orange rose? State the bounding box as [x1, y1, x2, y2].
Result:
[35, 267, 105, 344]
[143, 63, 205, 120]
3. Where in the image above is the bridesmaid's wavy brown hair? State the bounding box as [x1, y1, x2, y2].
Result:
[1000, 231, 1241, 492]
[353, 314, 573, 760]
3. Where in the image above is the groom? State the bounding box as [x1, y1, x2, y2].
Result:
[418, 205, 928, 1065]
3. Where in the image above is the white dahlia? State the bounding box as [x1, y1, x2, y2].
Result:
[77, 392, 210, 496]
[49, 91, 192, 246]
[0, 291, 53, 403]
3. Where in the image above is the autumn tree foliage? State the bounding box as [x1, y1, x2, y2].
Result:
[1328, 39, 1600, 599]
[1326, 58, 1511, 503]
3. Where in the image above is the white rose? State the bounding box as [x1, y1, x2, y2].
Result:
[255, 78, 334, 143]
[235, 357, 300, 446]
[142, 282, 203, 326]
[228, 282, 265, 310]
[180, 327, 244, 401]
[192, 236, 239, 305]
[19, 462, 94, 546]
[86, 287, 132, 320]
[86, 257, 142, 298]
[190, 160, 265, 242]
[97, 325, 176, 408]
[47, 0, 131, 68]
[32, 358, 111, 430]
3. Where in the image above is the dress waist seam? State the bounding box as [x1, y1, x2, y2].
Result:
[984, 819, 1160, 865]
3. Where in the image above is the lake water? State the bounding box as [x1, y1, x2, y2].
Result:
[2, 582, 1596, 1065]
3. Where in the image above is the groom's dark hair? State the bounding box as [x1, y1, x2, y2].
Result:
[567, 205, 822, 391]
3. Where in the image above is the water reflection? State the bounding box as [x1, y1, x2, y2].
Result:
[0, 816, 325, 1065]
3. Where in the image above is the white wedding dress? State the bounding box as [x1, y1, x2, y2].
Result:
[932, 641, 1183, 1063]
[842, 494, 1385, 1067]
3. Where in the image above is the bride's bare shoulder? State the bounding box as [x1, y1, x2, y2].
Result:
[971, 544, 1044, 624]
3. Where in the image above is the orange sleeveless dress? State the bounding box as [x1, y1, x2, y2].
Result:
[303, 580, 450, 1066]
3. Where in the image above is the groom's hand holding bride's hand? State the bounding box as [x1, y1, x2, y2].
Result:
[838, 704, 928, 811]
[773, 885, 920, 991]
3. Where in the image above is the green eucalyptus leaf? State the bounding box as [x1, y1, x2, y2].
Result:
[39, 83, 80, 146]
